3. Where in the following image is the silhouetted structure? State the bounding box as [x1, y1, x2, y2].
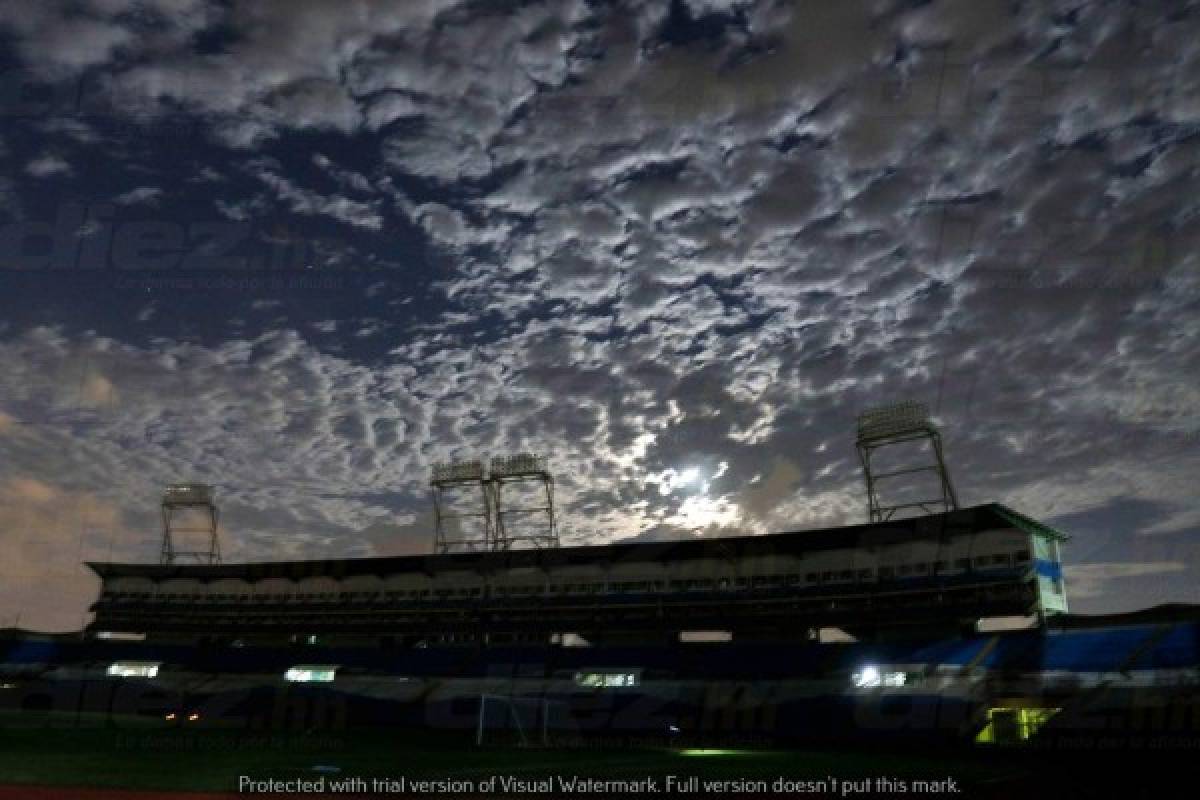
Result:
[431, 454, 559, 553]
[159, 484, 221, 566]
[856, 401, 958, 522]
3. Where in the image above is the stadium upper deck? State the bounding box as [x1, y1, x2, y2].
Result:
[86, 503, 1068, 645]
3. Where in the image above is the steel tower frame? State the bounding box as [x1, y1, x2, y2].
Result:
[489, 454, 559, 551]
[856, 402, 959, 523]
[160, 483, 221, 565]
[431, 460, 494, 554]
[430, 454, 560, 553]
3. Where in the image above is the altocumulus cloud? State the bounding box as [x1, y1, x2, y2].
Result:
[0, 1, 1199, 628]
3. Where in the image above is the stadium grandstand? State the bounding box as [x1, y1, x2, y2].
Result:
[85, 503, 1067, 646]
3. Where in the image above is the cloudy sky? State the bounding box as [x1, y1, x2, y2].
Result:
[0, 0, 1198, 631]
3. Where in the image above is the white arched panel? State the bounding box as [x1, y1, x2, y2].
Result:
[341, 574, 384, 593]
[156, 578, 200, 598]
[294, 575, 342, 601]
[253, 577, 295, 602]
[383, 572, 431, 592]
[208, 578, 251, 595]
[107, 576, 156, 594]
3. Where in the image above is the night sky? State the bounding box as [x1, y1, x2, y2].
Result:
[1, 0, 1198, 631]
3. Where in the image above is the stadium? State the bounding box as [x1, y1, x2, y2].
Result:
[3, 405, 1197, 775]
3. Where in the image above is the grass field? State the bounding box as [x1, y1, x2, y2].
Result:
[0, 711, 1032, 796]
[0, 711, 1188, 798]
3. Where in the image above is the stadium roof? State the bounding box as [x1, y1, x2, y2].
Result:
[87, 503, 1068, 582]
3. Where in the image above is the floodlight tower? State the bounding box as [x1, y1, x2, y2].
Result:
[488, 453, 560, 550]
[855, 402, 958, 523]
[431, 460, 493, 554]
[160, 483, 221, 565]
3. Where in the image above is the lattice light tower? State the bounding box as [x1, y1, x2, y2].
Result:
[431, 460, 494, 554]
[160, 483, 221, 565]
[430, 454, 561, 553]
[489, 453, 560, 551]
[855, 401, 959, 523]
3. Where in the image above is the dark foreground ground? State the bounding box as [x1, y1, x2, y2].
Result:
[0, 713, 1192, 799]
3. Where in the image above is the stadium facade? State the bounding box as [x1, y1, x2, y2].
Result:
[85, 503, 1068, 646]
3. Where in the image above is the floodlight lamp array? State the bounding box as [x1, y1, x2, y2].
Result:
[489, 453, 547, 477]
[163, 484, 214, 505]
[431, 460, 485, 483]
[856, 401, 932, 441]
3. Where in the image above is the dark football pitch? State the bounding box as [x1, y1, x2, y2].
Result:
[0, 712, 1188, 798]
